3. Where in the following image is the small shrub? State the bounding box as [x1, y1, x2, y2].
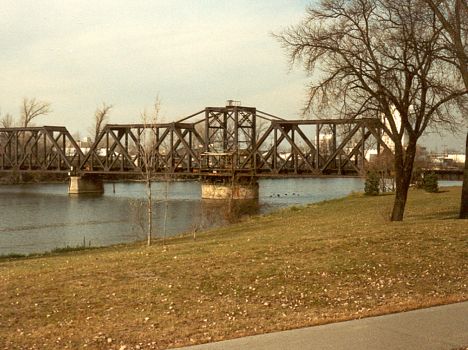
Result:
[50, 245, 92, 253]
[412, 168, 424, 188]
[290, 205, 302, 211]
[364, 171, 380, 196]
[422, 172, 438, 193]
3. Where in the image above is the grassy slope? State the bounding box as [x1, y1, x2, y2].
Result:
[0, 188, 467, 349]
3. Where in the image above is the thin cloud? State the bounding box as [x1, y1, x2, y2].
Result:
[1, 1, 309, 132]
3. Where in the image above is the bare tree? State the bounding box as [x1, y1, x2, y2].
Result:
[0, 112, 14, 128]
[139, 97, 161, 246]
[276, 0, 466, 221]
[423, 0, 468, 218]
[90, 103, 113, 142]
[21, 97, 51, 127]
[256, 117, 271, 141]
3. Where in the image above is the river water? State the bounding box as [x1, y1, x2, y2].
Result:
[0, 178, 461, 255]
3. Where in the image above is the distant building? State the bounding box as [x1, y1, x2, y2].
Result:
[429, 153, 465, 168]
[65, 138, 92, 156]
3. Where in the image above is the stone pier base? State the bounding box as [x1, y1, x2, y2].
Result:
[68, 176, 104, 194]
[201, 181, 259, 200]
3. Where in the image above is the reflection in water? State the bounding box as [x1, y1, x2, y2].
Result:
[0, 179, 367, 255]
[198, 199, 260, 227]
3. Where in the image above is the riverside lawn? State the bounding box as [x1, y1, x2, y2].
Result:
[0, 187, 466, 349]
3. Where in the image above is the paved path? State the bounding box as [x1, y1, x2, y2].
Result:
[177, 302, 468, 350]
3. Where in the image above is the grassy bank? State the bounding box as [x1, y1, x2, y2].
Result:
[1, 188, 466, 349]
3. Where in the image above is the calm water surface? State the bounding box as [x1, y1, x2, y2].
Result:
[0, 178, 459, 255]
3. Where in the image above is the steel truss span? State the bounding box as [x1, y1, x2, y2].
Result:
[0, 106, 392, 178]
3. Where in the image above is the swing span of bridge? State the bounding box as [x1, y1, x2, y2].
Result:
[0, 105, 392, 179]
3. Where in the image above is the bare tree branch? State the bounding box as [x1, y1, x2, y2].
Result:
[21, 97, 51, 127]
[275, 0, 466, 221]
[0, 113, 14, 128]
[91, 103, 113, 142]
[422, 0, 468, 218]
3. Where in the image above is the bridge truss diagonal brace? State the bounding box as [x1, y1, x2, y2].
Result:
[275, 124, 316, 173]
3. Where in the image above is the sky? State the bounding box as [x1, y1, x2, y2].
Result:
[0, 0, 465, 152]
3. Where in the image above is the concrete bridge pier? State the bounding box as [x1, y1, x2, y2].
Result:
[201, 177, 259, 200]
[68, 175, 104, 195]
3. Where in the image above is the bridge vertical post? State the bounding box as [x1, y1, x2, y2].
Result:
[170, 127, 174, 173]
[234, 107, 239, 166]
[15, 132, 18, 166]
[204, 109, 210, 168]
[105, 132, 109, 169]
[222, 110, 227, 151]
[61, 133, 66, 170]
[273, 126, 278, 172]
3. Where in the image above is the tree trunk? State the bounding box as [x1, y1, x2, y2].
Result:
[147, 179, 152, 246]
[391, 140, 417, 221]
[460, 132, 468, 219]
[391, 165, 411, 221]
[162, 179, 169, 246]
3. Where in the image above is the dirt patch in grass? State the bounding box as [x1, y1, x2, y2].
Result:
[0, 187, 466, 349]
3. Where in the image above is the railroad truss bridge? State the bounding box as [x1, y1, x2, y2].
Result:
[0, 105, 392, 198]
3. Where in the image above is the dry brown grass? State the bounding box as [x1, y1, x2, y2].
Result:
[0, 187, 467, 349]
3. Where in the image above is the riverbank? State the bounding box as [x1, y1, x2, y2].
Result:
[1, 187, 466, 349]
[0, 178, 366, 255]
